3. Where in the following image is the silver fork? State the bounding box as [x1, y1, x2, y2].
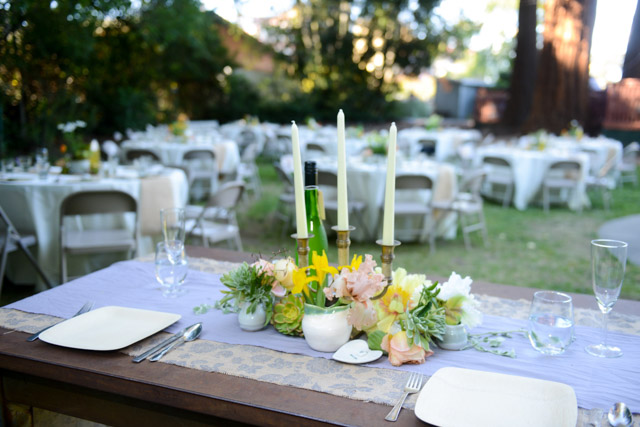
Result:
[385, 372, 423, 422]
[27, 301, 94, 341]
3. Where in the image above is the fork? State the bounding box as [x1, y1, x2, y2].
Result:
[27, 301, 94, 342]
[385, 372, 423, 422]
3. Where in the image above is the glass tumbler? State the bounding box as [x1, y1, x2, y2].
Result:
[155, 241, 188, 297]
[528, 291, 574, 355]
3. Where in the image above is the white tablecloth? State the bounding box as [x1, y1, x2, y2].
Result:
[121, 139, 240, 175]
[314, 156, 458, 241]
[0, 167, 188, 287]
[474, 145, 590, 211]
[398, 128, 482, 161]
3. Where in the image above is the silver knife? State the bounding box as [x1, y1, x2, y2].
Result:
[132, 325, 190, 363]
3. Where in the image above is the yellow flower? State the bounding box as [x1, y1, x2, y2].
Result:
[291, 266, 316, 298]
[310, 251, 338, 285]
[339, 254, 362, 272]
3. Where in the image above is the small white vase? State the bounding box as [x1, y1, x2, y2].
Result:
[302, 304, 352, 353]
[238, 301, 267, 332]
[68, 159, 90, 174]
[437, 323, 468, 350]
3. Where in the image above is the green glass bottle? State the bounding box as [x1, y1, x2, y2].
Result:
[302, 160, 329, 265]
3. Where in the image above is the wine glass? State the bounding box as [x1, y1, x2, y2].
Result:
[585, 239, 628, 358]
[160, 207, 185, 261]
[155, 241, 188, 297]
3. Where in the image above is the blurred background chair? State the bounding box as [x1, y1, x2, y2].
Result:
[541, 160, 583, 213]
[432, 169, 488, 250]
[186, 181, 244, 251]
[237, 142, 262, 200]
[586, 154, 617, 211]
[60, 190, 138, 283]
[273, 162, 296, 237]
[387, 174, 436, 254]
[618, 142, 638, 187]
[0, 205, 53, 294]
[125, 149, 161, 164]
[481, 156, 514, 208]
[418, 138, 437, 156]
[182, 149, 218, 203]
[317, 169, 368, 237]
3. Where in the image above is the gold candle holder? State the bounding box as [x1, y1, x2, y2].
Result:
[331, 225, 355, 267]
[291, 233, 314, 268]
[372, 239, 401, 300]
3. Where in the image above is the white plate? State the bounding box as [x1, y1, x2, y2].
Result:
[332, 340, 383, 364]
[39, 306, 181, 351]
[415, 367, 577, 427]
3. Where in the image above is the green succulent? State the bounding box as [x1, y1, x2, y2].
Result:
[272, 294, 305, 336]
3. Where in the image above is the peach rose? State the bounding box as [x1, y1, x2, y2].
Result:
[381, 331, 432, 366]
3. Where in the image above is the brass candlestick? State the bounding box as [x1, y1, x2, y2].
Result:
[331, 225, 355, 267]
[291, 233, 314, 268]
[372, 239, 401, 300]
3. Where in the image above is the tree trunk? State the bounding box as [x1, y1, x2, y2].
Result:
[622, 0, 640, 78]
[502, 0, 538, 132]
[525, 0, 597, 134]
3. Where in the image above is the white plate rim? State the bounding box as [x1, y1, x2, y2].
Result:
[39, 306, 181, 351]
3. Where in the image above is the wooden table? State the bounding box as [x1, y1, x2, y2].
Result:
[0, 247, 637, 427]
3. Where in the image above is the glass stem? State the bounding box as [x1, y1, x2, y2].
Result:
[601, 310, 609, 348]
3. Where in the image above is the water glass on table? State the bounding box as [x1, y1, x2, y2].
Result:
[155, 241, 188, 297]
[528, 290, 574, 355]
[585, 239, 627, 358]
[160, 207, 186, 260]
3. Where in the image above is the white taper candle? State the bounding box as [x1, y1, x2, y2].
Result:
[291, 121, 308, 238]
[382, 122, 397, 245]
[337, 109, 348, 230]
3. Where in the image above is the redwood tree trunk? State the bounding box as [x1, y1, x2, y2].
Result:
[503, 0, 538, 132]
[525, 0, 597, 134]
[622, 0, 640, 78]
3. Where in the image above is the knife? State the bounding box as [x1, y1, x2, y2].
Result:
[132, 324, 194, 363]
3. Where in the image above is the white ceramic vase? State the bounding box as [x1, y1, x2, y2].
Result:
[302, 304, 352, 352]
[237, 301, 267, 332]
[437, 323, 468, 350]
[68, 159, 90, 174]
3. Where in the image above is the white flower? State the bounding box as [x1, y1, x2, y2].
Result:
[437, 271, 473, 301]
[75, 120, 86, 128]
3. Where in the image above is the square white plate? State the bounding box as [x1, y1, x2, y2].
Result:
[414, 367, 577, 427]
[39, 306, 181, 351]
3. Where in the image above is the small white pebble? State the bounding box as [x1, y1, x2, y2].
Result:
[527, 241, 536, 250]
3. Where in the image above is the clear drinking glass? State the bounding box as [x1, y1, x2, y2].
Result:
[585, 239, 627, 358]
[155, 241, 188, 297]
[16, 155, 32, 172]
[160, 207, 186, 261]
[528, 291, 574, 355]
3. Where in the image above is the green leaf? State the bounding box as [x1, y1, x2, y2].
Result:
[368, 330, 386, 351]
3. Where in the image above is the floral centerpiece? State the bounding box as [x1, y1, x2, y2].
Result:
[201, 252, 485, 364]
[168, 113, 188, 137]
[567, 120, 584, 140]
[363, 132, 388, 156]
[57, 120, 88, 161]
[424, 114, 443, 130]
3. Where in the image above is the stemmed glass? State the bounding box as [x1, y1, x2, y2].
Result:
[585, 239, 628, 358]
[160, 207, 186, 261]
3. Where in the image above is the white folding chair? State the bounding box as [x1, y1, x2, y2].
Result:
[237, 142, 262, 199]
[273, 162, 296, 236]
[385, 174, 436, 254]
[60, 190, 138, 283]
[541, 160, 583, 213]
[186, 181, 244, 251]
[481, 156, 514, 208]
[124, 149, 160, 164]
[0, 205, 53, 293]
[182, 149, 218, 202]
[317, 169, 369, 237]
[619, 142, 638, 187]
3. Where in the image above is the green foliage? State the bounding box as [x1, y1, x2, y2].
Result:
[216, 262, 274, 325]
[401, 283, 446, 350]
[272, 293, 305, 336]
[367, 329, 386, 351]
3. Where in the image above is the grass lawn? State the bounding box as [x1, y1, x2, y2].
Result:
[238, 160, 640, 301]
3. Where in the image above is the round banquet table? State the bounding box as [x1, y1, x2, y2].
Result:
[397, 127, 483, 161]
[121, 138, 240, 176]
[0, 167, 188, 288]
[473, 144, 590, 211]
[308, 155, 458, 242]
